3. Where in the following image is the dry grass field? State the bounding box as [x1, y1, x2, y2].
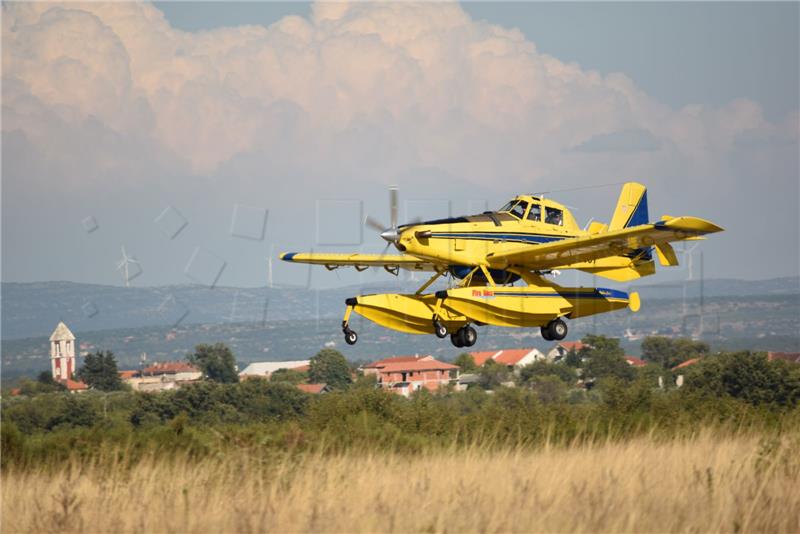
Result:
[3, 431, 799, 533]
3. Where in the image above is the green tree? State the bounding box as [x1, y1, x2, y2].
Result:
[309, 349, 352, 390]
[453, 353, 478, 373]
[519, 361, 576, 385]
[530, 375, 567, 403]
[270, 368, 306, 384]
[188, 343, 239, 383]
[684, 351, 800, 406]
[565, 349, 582, 368]
[641, 336, 708, 368]
[478, 359, 512, 390]
[77, 351, 124, 391]
[580, 336, 635, 382]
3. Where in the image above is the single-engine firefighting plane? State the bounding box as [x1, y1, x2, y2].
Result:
[280, 183, 722, 347]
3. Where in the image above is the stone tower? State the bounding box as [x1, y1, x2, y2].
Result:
[50, 321, 76, 381]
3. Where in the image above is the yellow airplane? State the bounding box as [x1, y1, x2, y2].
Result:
[280, 183, 722, 347]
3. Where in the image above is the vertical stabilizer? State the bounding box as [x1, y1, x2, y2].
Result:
[609, 182, 649, 230]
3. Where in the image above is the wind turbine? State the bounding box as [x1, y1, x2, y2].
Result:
[267, 243, 275, 289]
[117, 246, 142, 287]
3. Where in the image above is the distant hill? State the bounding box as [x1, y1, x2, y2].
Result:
[2, 277, 798, 341]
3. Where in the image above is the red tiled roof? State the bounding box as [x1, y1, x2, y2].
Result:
[468, 350, 500, 366]
[297, 383, 327, 394]
[495, 349, 537, 365]
[142, 361, 200, 375]
[62, 378, 88, 391]
[379, 359, 459, 373]
[364, 355, 433, 368]
[468, 349, 538, 366]
[767, 352, 800, 364]
[674, 357, 702, 370]
[624, 356, 647, 367]
[119, 370, 139, 379]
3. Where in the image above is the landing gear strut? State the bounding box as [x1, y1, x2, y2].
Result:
[541, 318, 568, 341]
[342, 298, 358, 345]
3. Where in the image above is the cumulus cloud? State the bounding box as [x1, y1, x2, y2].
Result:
[5, 1, 793, 180]
[1, 1, 798, 284]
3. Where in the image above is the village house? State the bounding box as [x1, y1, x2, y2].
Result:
[468, 348, 545, 370]
[366, 356, 459, 397]
[767, 352, 800, 364]
[546, 341, 589, 362]
[361, 355, 433, 376]
[624, 356, 647, 367]
[671, 357, 702, 387]
[238, 360, 310, 380]
[123, 361, 202, 392]
[296, 383, 330, 394]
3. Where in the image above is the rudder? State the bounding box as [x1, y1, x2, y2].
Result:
[609, 182, 649, 230]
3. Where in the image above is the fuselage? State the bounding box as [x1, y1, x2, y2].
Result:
[395, 195, 587, 268]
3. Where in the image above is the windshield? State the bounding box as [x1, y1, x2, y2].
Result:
[498, 200, 518, 212]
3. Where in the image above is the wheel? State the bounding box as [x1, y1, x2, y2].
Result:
[450, 331, 465, 348]
[462, 325, 477, 347]
[540, 325, 553, 341]
[344, 329, 358, 345]
[548, 318, 568, 341]
[433, 320, 448, 339]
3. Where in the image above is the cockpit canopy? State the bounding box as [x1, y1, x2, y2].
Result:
[498, 198, 565, 226]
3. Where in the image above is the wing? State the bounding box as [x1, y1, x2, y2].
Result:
[486, 216, 723, 270]
[279, 252, 441, 273]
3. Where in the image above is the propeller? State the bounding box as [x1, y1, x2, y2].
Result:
[364, 186, 426, 256]
[365, 186, 401, 254]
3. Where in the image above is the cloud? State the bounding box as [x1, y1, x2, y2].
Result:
[1, 1, 798, 284]
[5, 1, 793, 182]
[570, 129, 661, 153]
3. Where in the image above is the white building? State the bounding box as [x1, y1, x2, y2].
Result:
[50, 321, 77, 381]
[546, 341, 589, 362]
[239, 360, 310, 379]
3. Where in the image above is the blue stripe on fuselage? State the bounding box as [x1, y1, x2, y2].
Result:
[430, 232, 570, 244]
[489, 288, 629, 300]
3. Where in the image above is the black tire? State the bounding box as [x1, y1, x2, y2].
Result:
[344, 330, 358, 345]
[540, 325, 554, 341]
[450, 331, 465, 348]
[433, 320, 448, 339]
[463, 325, 477, 347]
[549, 318, 568, 341]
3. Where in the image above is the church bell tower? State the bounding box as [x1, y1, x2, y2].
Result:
[50, 321, 77, 381]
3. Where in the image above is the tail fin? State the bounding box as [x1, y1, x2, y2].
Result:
[609, 182, 649, 230]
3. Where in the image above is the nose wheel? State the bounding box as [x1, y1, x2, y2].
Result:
[433, 319, 448, 339]
[343, 327, 358, 345]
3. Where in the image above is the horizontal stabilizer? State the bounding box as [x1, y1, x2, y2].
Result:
[655, 243, 679, 267]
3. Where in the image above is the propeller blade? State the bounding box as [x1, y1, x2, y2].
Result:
[389, 186, 398, 230]
[364, 215, 386, 233]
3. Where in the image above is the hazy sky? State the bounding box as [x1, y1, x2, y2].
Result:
[2, 1, 798, 289]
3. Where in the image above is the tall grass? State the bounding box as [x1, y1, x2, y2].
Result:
[3, 430, 798, 533]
